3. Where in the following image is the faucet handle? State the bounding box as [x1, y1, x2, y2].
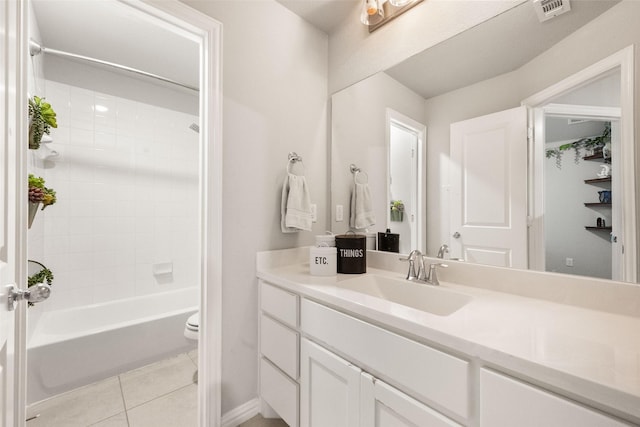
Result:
[400, 250, 422, 280]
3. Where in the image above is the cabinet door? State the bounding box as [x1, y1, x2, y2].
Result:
[360, 373, 462, 427]
[300, 338, 361, 427]
[480, 369, 630, 427]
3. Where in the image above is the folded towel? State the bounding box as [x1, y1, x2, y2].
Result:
[349, 182, 375, 229]
[281, 173, 313, 233]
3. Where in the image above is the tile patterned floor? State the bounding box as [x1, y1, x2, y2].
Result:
[26, 350, 286, 427]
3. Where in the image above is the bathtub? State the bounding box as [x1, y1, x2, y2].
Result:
[27, 287, 198, 404]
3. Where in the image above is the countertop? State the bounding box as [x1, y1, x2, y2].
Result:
[257, 259, 640, 424]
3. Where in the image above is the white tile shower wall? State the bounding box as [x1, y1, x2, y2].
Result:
[29, 80, 199, 312]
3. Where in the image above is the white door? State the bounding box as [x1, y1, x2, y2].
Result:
[1, 0, 28, 425]
[390, 123, 419, 254]
[300, 338, 361, 427]
[450, 106, 528, 268]
[360, 373, 462, 427]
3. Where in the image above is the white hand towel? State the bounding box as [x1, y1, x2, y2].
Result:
[281, 173, 313, 233]
[349, 182, 375, 229]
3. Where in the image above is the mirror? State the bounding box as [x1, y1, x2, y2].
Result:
[330, 0, 640, 282]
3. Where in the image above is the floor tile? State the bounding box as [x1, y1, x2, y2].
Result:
[89, 412, 129, 426]
[26, 377, 125, 427]
[126, 384, 197, 427]
[120, 353, 197, 409]
[239, 414, 288, 427]
[187, 348, 198, 367]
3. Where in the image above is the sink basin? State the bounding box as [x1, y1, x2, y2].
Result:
[338, 275, 472, 316]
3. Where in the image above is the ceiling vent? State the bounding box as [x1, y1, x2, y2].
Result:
[532, 0, 571, 22]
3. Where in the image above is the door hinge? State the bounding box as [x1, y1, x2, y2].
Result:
[527, 127, 534, 141]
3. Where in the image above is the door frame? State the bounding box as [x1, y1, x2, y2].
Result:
[12, 1, 224, 426]
[522, 45, 636, 282]
[386, 108, 426, 252]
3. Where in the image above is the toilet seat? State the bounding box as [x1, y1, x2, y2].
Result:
[184, 312, 199, 340]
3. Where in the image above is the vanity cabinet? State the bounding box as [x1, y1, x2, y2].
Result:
[258, 278, 634, 426]
[300, 338, 461, 427]
[259, 281, 300, 427]
[479, 369, 629, 427]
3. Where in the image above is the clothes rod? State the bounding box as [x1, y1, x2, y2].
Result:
[29, 40, 198, 93]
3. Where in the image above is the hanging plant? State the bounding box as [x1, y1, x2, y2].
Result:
[28, 96, 57, 149]
[27, 260, 54, 307]
[28, 174, 57, 210]
[545, 123, 611, 169]
[390, 200, 404, 222]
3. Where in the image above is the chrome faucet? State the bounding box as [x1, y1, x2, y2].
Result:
[401, 250, 448, 285]
[437, 244, 449, 259]
[400, 249, 424, 282]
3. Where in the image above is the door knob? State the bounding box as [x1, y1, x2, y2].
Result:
[452, 232, 461, 239]
[6, 283, 51, 311]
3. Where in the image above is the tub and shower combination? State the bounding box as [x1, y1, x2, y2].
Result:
[27, 9, 202, 403]
[27, 287, 198, 403]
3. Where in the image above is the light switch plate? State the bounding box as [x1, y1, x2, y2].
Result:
[336, 204, 343, 222]
[310, 204, 317, 222]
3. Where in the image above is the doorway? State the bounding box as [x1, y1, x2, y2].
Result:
[386, 109, 426, 254]
[525, 46, 636, 282]
[2, 1, 222, 426]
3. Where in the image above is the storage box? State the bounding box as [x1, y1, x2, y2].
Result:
[335, 233, 366, 274]
[309, 246, 337, 276]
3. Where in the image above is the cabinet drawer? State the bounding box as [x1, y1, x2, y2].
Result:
[261, 357, 299, 427]
[301, 299, 469, 420]
[261, 313, 299, 379]
[480, 369, 629, 426]
[261, 281, 298, 327]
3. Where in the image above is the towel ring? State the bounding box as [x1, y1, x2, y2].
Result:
[350, 163, 368, 184]
[287, 152, 305, 175]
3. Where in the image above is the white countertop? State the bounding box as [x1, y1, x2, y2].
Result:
[257, 255, 640, 423]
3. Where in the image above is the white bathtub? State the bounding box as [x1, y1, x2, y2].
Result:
[27, 287, 198, 404]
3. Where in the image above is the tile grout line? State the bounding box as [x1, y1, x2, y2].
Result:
[123, 382, 196, 412]
[117, 375, 131, 427]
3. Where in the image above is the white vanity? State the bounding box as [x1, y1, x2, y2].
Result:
[257, 248, 640, 427]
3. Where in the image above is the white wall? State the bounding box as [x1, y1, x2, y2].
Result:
[331, 72, 425, 239]
[328, 0, 525, 94]
[182, 0, 329, 414]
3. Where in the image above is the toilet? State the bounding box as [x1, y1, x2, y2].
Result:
[184, 312, 199, 340]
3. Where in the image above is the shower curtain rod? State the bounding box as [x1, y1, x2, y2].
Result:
[29, 40, 199, 93]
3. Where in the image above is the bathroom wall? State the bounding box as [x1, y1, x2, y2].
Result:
[182, 0, 329, 414]
[423, 0, 640, 254]
[331, 72, 425, 237]
[28, 78, 200, 313]
[328, 0, 525, 94]
[544, 136, 612, 279]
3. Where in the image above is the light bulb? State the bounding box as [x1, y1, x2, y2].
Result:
[366, 0, 378, 15]
[361, 0, 384, 25]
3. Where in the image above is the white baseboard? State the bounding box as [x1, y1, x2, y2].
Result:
[221, 398, 260, 427]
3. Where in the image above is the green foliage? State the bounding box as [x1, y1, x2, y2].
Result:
[28, 266, 54, 288]
[545, 123, 611, 169]
[28, 174, 57, 209]
[390, 200, 405, 212]
[27, 261, 53, 307]
[28, 96, 57, 149]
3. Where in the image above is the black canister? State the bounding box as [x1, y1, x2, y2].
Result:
[335, 233, 367, 274]
[378, 229, 399, 253]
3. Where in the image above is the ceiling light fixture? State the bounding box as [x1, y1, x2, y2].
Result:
[362, 0, 424, 32]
